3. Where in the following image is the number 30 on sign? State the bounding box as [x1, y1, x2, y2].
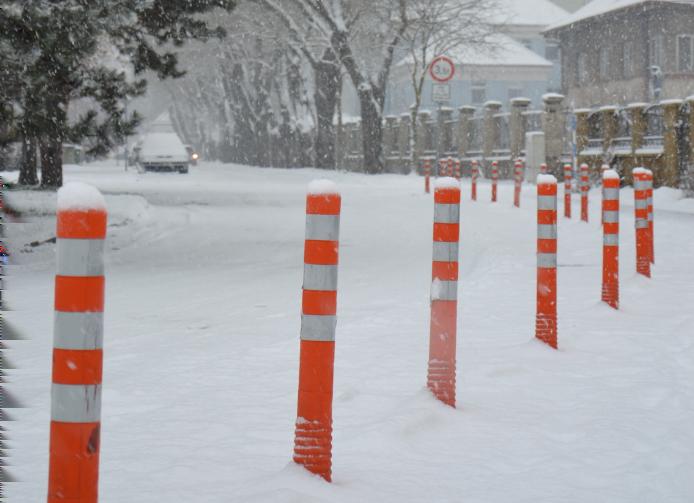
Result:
[429, 56, 455, 83]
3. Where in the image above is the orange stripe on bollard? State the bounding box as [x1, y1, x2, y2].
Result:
[294, 179, 341, 482]
[454, 159, 461, 180]
[601, 170, 620, 309]
[471, 160, 478, 201]
[513, 159, 523, 207]
[447, 157, 454, 177]
[428, 177, 460, 407]
[633, 168, 651, 278]
[536, 175, 558, 349]
[646, 169, 654, 264]
[49, 182, 106, 503]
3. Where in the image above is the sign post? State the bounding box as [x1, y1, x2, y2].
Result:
[429, 56, 456, 160]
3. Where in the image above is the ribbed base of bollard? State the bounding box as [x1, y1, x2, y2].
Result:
[427, 361, 456, 408]
[293, 419, 333, 481]
[535, 315, 557, 349]
[601, 285, 619, 309]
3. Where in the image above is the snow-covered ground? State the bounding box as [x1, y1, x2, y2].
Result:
[5, 162, 694, 502]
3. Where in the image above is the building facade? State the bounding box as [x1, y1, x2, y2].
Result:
[545, 0, 694, 108]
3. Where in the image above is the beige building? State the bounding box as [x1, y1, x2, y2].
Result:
[545, 0, 694, 108]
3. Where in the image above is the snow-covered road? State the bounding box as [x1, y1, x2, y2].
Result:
[6, 162, 694, 502]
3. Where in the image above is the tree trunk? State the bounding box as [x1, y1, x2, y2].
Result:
[40, 136, 63, 188]
[18, 136, 39, 186]
[314, 53, 340, 170]
[358, 90, 384, 174]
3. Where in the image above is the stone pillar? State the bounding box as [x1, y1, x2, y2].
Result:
[625, 103, 647, 185]
[510, 98, 531, 162]
[398, 113, 411, 174]
[542, 94, 565, 177]
[662, 99, 683, 188]
[483, 101, 503, 161]
[574, 109, 590, 161]
[601, 106, 618, 154]
[457, 106, 476, 158]
[436, 107, 453, 159]
[416, 111, 432, 171]
[686, 96, 694, 195]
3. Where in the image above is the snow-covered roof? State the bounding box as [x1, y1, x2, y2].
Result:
[546, 0, 694, 31]
[398, 33, 553, 69]
[493, 0, 570, 27]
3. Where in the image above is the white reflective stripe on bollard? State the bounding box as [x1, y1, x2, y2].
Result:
[303, 265, 339, 291]
[53, 312, 104, 350]
[305, 215, 340, 241]
[603, 211, 619, 223]
[56, 239, 105, 276]
[537, 253, 557, 268]
[431, 280, 458, 301]
[604, 234, 619, 246]
[432, 242, 459, 262]
[537, 224, 558, 239]
[434, 204, 460, 224]
[300, 315, 337, 341]
[51, 384, 102, 423]
[538, 195, 557, 210]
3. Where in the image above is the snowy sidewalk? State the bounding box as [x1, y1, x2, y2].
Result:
[6, 162, 694, 502]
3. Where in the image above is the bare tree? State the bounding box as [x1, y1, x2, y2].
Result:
[401, 0, 500, 163]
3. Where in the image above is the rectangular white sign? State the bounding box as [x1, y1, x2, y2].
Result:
[432, 84, 451, 103]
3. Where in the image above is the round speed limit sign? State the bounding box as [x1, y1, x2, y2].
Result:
[429, 56, 455, 83]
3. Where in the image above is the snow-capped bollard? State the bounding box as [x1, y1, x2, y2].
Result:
[491, 161, 499, 202]
[580, 163, 590, 222]
[471, 160, 478, 201]
[513, 159, 523, 208]
[563, 164, 572, 219]
[633, 168, 651, 278]
[454, 158, 462, 181]
[48, 182, 107, 503]
[540, 163, 548, 175]
[424, 158, 431, 194]
[536, 175, 558, 349]
[428, 177, 460, 407]
[602, 170, 620, 309]
[646, 169, 654, 264]
[293, 180, 340, 482]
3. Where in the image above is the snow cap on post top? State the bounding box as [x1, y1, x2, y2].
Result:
[57, 182, 107, 239]
[537, 174, 557, 185]
[603, 169, 620, 180]
[307, 179, 340, 215]
[434, 177, 459, 190]
[632, 167, 649, 176]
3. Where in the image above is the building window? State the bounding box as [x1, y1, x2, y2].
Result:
[576, 52, 588, 85]
[622, 42, 634, 78]
[649, 34, 663, 68]
[677, 35, 694, 72]
[599, 47, 610, 80]
[507, 87, 522, 101]
[471, 81, 486, 105]
[545, 42, 560, 62]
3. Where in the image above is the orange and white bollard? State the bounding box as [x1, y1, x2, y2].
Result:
[454, 159, 461, 181]
[445, 157, 452, 178]
[48, 182, 107, 503]
[293, 180, 341, 482]
[428, 177, 460, 407]
[580, 163, 589, 222]
[540, 163, 548, 175]
[601, 170, 620, 309]
[646, 170, 654, 264]
[513, 159, 523, 207]
[633, 168, 651, 278]
[563, 164, 572, 219]
[424, 158, 431, 194]
[491, 161, 499, 202]
[438, 158, 445, 178]
[471, 160, 478, 201]
[536, 175, 558, 349]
